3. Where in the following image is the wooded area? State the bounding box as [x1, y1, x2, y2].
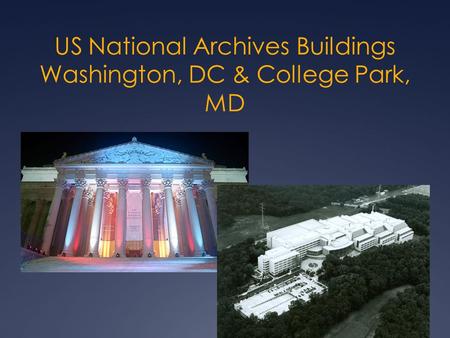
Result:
[377, 194, 430, 236]
[218, 193, 429, 338]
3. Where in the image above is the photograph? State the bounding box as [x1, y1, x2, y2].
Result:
[20, 132, 248, 272]
[217, 185, 430, 338]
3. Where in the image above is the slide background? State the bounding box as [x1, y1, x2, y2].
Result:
[2, 2, 448, 337]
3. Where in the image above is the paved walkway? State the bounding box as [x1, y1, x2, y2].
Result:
[21, 256, 217, 273]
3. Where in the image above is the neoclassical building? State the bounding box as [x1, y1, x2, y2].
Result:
[21, 137, 247, 258]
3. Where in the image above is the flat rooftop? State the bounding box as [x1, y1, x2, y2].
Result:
[377, 230, 395, 239]
[264, 246, 291, 258]
[325, 236, 353, 250]
[271, 250, 299, 263]
[267, 212, 409, 251]
[397, 227, 414, 235]
[235, 274, 326, 319]
[354, 232, 373, 242]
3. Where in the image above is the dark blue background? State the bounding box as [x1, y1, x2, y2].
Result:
[2, 2, 448, 337]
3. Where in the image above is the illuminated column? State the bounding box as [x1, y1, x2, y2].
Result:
[76, 188, 92, 256]
[89, 178, 107, 257]
[115, 178, 128, 257]
[83, 194, 95, 255]
[202, 179, 217, 240]
[183, 178, 205, 256]
[174, 191, 186, 256]
[142, 178, 154, 257]
[162, 178, 180, 257]
[62, 178, 87, 256]
[41, 176, 66, 255]
[177, 189, 195, 255]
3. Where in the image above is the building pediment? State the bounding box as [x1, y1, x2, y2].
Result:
[54, 137, 214, 167]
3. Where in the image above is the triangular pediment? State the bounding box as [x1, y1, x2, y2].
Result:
[54, 138, 214, 166]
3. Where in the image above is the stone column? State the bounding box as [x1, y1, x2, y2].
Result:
[75, 188, 92, 256]
[153, 193, 164, 257]
[54, 187, 73, 255]
[162, 178, 180, 257]
[202, 179, 217, 240]
[88, 178, 107, 257]
[178, 189, 195, 255]
[25, 199, 44, 249]
[63, 178, 87, 256]
[174, 191, 186, 256]
[41, 177, 66, 255]
[183, 178, 205, 256]
[83, 194, 95, 256]
[115, 178, 128, 257]
[142, 178, 154, 257]
[175, 187, 195, 257]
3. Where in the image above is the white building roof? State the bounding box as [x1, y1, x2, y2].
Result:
[268, 219, 324, 248]
[267, 212, 411, 252]
[354, 233, 373, 242]
[270, 250, 299, 264]
[360, 211, 404, 225]
[264, 247, 291, 258]
[326, 216, 362, 233]
[325, 236, 353, 250]
[344, 213, 373, 224]
[376, 230, 394, 239]
[397, 227, 414, 235]
[325, 216, 352, 227]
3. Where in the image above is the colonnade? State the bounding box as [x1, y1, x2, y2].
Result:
[39, 175, 217, 258]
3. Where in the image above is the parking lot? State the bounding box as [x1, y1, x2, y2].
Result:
[235, 274, 327, 319]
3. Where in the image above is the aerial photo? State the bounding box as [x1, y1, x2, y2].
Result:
[217, 185, 429, 338]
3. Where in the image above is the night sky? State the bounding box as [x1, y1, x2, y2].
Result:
[20, 132, 248, 169]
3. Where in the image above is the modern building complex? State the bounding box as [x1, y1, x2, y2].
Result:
[257, 247, 299, 275]
[258, 212, 413, 275]
[21, 137, 247, 259]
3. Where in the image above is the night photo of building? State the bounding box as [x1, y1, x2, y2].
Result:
[20, 132, 248, 272]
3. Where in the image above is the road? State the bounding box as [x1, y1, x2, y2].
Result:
[358, 185, 425, 207]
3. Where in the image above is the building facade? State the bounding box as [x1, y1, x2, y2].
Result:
[21, 137, 247, 258]
[257, 246, 299, 275]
